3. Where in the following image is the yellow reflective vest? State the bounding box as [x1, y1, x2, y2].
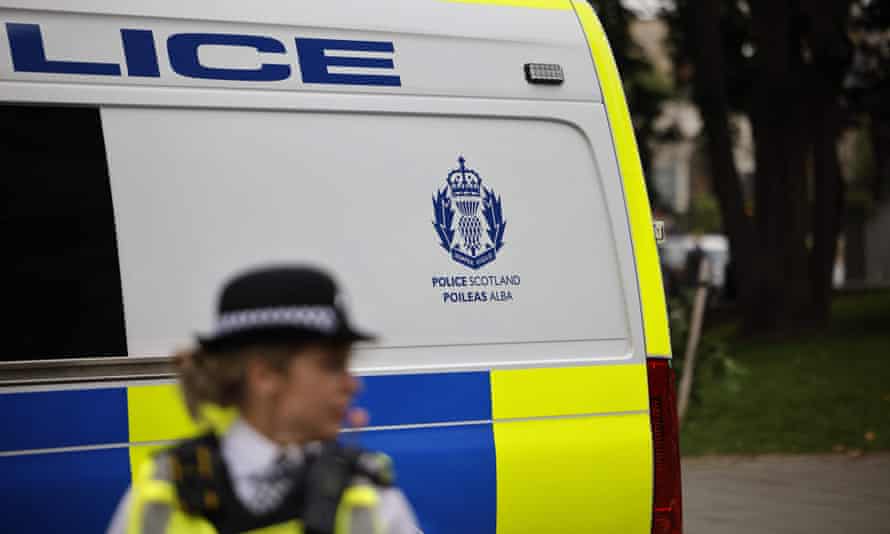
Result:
[126, 452, 382, 534]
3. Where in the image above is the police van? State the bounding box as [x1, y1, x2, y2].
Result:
[0, 1, 682, 533]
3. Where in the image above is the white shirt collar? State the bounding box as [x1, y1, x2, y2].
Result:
[220, 418, 305, 480]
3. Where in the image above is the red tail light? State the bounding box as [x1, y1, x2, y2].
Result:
[647, 358, 683, 534]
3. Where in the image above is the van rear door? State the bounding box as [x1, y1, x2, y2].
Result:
[0, 2, 659, 533]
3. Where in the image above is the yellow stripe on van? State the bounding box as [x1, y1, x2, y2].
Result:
[571, 0, 672, 357]
[490, 364, 648, 419]
[493, 414, 652, 533]
[491, 365, 651, 534]
[444, 0, 571, 9]
[126, 383, 199, 481]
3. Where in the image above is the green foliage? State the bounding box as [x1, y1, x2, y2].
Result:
[686, 193, 723, 233]
[846, 189, 874, 220]
[668, 294, 746, 407]
[681, 290, 890, 456]
[845, 124, 878, 218]
[849, 123, 877, 183]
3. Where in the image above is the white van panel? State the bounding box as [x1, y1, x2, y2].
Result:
[101, 100, 641, 370]
[1, 0, 583, 47]
[0, 4, 600, 103]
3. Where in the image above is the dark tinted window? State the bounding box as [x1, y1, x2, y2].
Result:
[1, 105, 126, 360]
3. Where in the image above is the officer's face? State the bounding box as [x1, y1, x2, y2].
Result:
[261, 342, 360, 443]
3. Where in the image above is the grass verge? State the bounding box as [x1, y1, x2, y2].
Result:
[680, 290, 890, 456]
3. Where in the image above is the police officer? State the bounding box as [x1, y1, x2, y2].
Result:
[107, 265, 419, 534]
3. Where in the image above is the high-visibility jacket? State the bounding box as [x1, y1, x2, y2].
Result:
[127, 450, 382, 534]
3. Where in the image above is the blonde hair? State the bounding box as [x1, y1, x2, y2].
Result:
[174, 344, 297, 420]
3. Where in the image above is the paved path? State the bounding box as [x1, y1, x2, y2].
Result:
[683, 453, 890, 534]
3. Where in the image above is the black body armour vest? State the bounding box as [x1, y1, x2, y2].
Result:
[166, 434, 393, 534]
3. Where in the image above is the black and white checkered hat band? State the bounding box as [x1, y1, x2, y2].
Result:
[213, 306, 339, 336]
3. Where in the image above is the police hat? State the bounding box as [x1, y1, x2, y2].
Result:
[198, 265, 374, 352]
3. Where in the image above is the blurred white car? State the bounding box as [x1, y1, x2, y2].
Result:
[658, 233, 730, 288]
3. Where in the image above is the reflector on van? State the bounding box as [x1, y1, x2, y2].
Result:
[647, 358, 683, 534]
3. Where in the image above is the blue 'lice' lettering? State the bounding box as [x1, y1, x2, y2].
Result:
[167, 33, 290, 81]
[296, 38, 401, 87]
[4, 24, 402, 87]
[6, 22, 121, 76]
[121, 29, 160, 77]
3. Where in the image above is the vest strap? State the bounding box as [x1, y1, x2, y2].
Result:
[166, 434, 391, 534]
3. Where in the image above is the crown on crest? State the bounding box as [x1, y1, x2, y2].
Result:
[447, 156, 483, 198]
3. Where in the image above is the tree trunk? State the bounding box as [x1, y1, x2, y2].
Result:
[684, 0, 851, 335]
[686, 0, 756, 314]
[803, 1, 851, 325]
[844, 214, 867, 282]
[809, 88, 845, 323]
[748, 0, 812, 332]
[870, 117, 890, 202]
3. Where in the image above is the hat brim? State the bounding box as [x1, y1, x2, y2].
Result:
[197, 325, 375, 353]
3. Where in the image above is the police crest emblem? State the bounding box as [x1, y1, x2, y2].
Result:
[432, 156, 506, 269]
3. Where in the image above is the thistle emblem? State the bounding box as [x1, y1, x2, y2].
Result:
[432, 156, 506, 269]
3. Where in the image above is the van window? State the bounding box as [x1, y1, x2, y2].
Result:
[0, 105, 126, 361]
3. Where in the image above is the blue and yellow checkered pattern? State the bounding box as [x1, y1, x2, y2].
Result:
[0, 365, 652, 534]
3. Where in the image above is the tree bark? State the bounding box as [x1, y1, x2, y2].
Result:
[809, 88, 845, 323]
[803, 1, 851, 325]
[748, 0, 812, 332]
[686, 0, 756, 313]
[683, 0, 852, 334]
[844, 215, 867, 282]
[870, 117, 890, 202]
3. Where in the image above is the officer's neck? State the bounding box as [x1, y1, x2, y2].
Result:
[240, 402, 309, 447]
